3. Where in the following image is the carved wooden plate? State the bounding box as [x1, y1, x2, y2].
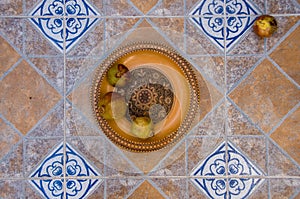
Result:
[92, 43, 200, 152]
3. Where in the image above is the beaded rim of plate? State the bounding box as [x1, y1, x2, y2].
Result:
[91, 42, 201, 152]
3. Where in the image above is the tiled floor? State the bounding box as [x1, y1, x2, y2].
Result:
[0, 0, 299, 198]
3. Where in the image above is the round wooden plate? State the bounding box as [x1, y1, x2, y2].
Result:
[92, 43, 200, 152]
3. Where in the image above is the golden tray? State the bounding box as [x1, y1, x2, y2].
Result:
[92, 43, 200, 152]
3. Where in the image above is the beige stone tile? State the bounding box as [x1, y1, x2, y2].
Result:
[150, 139, 186, 176]
[149, 0, 185, 16]
[187, 137, 224, 172]
[24, 138, 62, 176]
[267, 0, 300, 14]
[149, 18, 185, 52]
[67, 137, 106, 175]
[226, 56, 262, 91]
[271, 107, 300, 164]
[0, 118, 20, 160]
[229, 59, 300, 133]
[227, 101, 262, 135]
[27, 102, 63, 137]
[190, 56, 225, 91]
[105, 0, 141, 16]
[0, 142, 23, 178]
[0, 60, 61, 134]
[267, 16, 300, 51]
[24, 20, 61, 55]
[270, 179, 300, 198]
[0, 18, 23, 55]
[131, 0, 159, 14]
[151, 178, 187, 199]
[30, 57, 64, 94]
[0, 36, 20, 77]
[189, 102, 225, 136]
[128, 180, 165, 199]
[0, 180, 23, 198]
[188, 179, 208, 198]
[270, 25, 300, 84]
[268, 139, 300, 176]
[229, 23, 264, 55]
[83, 181, 105, 199]
[248, 179, 268, 199]
[229, 137, 267, 173]
[186, 19, 223, 55]
[106, 179, 143, 199]
[0, 0, 22, 15]
[105, 18, 140, 51]
[67, 19, 105, 57]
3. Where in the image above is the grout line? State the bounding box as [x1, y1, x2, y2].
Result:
[267, 56, 300, 88]
[185, 56, 225, 94]
[127, 0, 144, 16]
[123, 179, 145, 199]
[291, 189, 300, 199]
[185, 137, 189, 198]
[0, 58, 23, 81]
[266, 141, 270, 198]
[1, 175, 300, 180]
[185, 138, 188, 177]
[146, 0, 163, 16]
[148, 179, 170, 199]
[103, 130, 107, 199]
[264, 0, 267, 14]
[227, 98, 267, 136]
[0, 114, 24, 138]
[267, 137, 300, 170]
[268, 102, 300, 135]
[226, 55, 266, 95]
[267, 20, 300, 55]
[222, 2, 230, 195]
[1, 13, 300, 19]
[62, 1, 67, 197]
[22, 11, 26, 56]
[25, 99, 64, 137]
[0, 27, 64, 95]
[229, 99, 300, 171]
[65, 17, 144, 96]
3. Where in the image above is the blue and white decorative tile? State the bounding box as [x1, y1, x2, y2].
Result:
[29, 0, 100, 53]
[29, 142, 102, 199]
[191, 141, 264, 199]
[190, 0, 262, 52]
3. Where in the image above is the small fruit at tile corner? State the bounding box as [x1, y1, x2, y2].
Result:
[98, 92, 127, 120]
[107, 63, 131, 87]
[131, 117, 153, 139]
[253, 15, 278, 38]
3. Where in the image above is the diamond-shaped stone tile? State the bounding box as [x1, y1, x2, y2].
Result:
[0, 60, 60, 134]
[29, 0, 101, 53]
[0, 36, 20, 77]
[128, 181, 164, 199]
[190, 0, 262, 52]
[229, 59, 300, 133]
[130, 0, 158, 14]
[29, 142, 102, 199]
[271, 107, 300, 165]
[191, 141, 264, 199]
[270, 25, 300, 85]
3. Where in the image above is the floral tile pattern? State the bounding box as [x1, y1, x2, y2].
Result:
[191, 141, 265, 199]
[190, 0, 262, 52]
[0, 0, 299, 198]
[29, 142, 102, 199]
[29, 0, 101, 52]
